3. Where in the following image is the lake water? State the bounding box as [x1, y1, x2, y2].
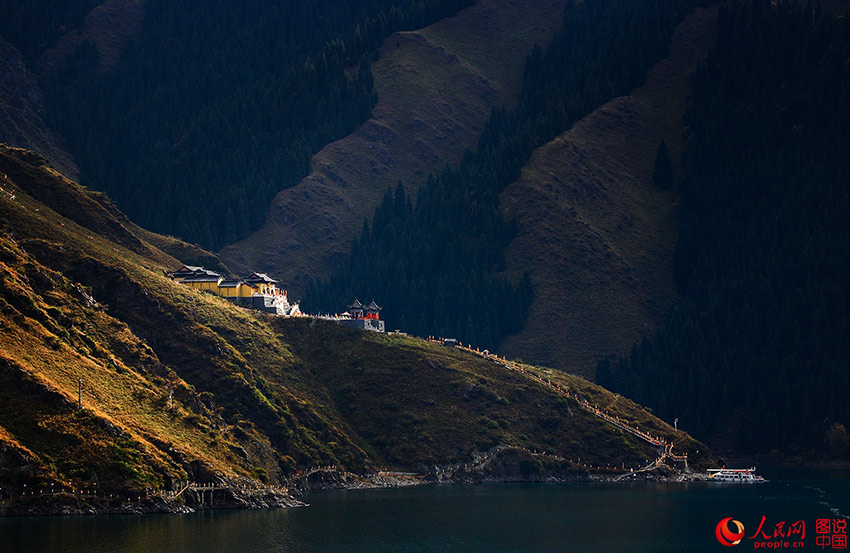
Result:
[2, 467, 847, 553]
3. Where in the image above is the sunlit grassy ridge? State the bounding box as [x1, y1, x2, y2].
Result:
[0, 144, 710, 498]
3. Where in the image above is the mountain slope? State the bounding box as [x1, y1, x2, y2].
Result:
[36, 0, 482, 250]
[499, 6, 718, 377]
[0, 144, 708, 512]
[0, 146, 224, 272]
[220, 0, 568, 290]
[0, 38, 78, 180]
[598, 0, 850, 457]
[38, 0, 146, 75]
[0, 144, 370, 500]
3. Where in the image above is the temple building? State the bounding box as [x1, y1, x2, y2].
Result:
[166, 265, 301, 316]
[339, 299, 385, 332]
[243, 273, 278, 296]
[346, 299, 382, 320]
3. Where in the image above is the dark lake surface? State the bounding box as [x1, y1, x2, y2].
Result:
[3, 467, 847, 552]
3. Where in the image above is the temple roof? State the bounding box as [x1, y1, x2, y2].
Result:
[348, 299, 364, 310]
[168, 265, 221, 278]
[244, 273, 277, 284]
[182, 275, 220, 283]
[366, 300, 382, 311]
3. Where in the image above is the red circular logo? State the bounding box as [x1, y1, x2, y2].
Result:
[716, 517, 745, 546]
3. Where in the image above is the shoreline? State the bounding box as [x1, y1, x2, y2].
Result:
[1, 461, 709, 518]
[11, 444, 818, 518]
[11, 443, 831, 518]
[0, 485, 304, 517]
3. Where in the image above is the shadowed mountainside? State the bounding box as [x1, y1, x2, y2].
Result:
[499, 6, 718, 377]
[0, 0, 145, 179]
[0, 38, 78, 180]
[220, 0, 568, 291]
[38, 0, 146, 75]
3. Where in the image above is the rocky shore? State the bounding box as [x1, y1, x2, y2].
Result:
[1, 447, 701, 517]
[0, 485, 303, 517]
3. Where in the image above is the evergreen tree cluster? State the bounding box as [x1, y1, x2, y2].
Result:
[311, 178, 533, 348]
[307, 0, 697, 350]
[597, 0, 850, 456]
[27, 0, 473, 249]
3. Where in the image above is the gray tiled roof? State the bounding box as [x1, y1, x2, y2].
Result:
[168, 265, 221, 278]
[245, 273, 277, 283]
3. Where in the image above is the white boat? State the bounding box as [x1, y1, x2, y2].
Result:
[706, 467, 766, 483]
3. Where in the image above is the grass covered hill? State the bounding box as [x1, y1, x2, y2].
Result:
[276, 319, 704, 471]
[498, 5, 718, 377]
[0, 144, 708, 511]
[221, 0, 568, 287]
[304, 0, 703, 353]
[23, 0, 479, 250]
